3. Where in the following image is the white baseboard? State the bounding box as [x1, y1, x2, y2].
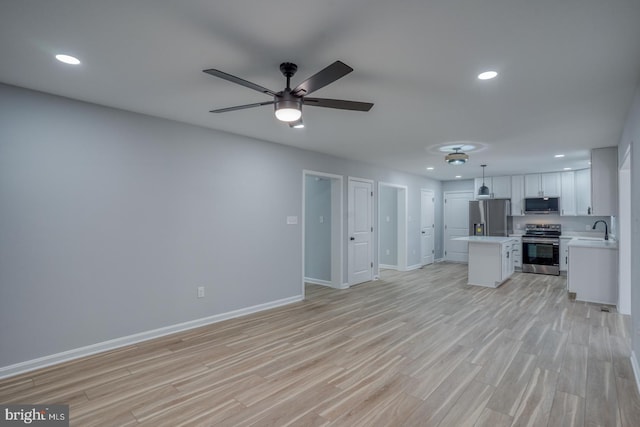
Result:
[435, 258, 445, 263]
[405, 264, 422, 271]
[379, 264, 397, 270]
[339, 282, 350, 289]
[0, 295, 303, 380]
[304, 277, 333, 287]
[631, 351, 640, 395]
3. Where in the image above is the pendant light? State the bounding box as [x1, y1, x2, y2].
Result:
[478, 164, 490, 197]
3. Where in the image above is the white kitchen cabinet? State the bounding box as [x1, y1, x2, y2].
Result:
[567, 240, 618, 305]
[474, 176, 511, 199]
[560, 171, 576, 216]
[559, 237, 572, 272]
[501, 241, 515, 282]
[491, 176, 511, 199]
[524, 172, 560, 197]
[511, 175, 525, 216]
[591, 147, 618, 216]
[458, 237, 518, 288]
[511, 236, 522, 269]
[575, 168, 591, 215]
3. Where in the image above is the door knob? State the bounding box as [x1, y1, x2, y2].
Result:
[350, 237, 355, 241]
[421, 231, 426, 234]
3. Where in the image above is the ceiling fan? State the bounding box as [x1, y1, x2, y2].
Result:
[203, 61, 374, 126]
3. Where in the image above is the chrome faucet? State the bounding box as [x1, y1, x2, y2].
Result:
[592, 220, 609, 240]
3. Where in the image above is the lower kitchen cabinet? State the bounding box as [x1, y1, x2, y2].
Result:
[567, 241, 618, 305]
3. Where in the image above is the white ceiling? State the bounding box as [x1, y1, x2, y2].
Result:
[1, 0, 639, 181]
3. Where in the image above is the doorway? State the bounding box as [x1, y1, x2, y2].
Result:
[421, 189, 435, 266]
[348, 177, 374, 285]
[619, 148, 631, 315]
[443, 191, 474, 262]
[378, 183, 408, 271]
[303, 171, 343, 294]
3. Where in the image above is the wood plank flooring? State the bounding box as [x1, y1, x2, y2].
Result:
[2, 262, 640, 426]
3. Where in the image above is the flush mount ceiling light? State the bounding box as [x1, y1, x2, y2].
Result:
[55, 54, 81, 65]
[445, 148, 469, 165]
[478, 71, 498, 80]
[554, 154, 565, 158]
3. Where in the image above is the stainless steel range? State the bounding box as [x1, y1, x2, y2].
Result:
[522, 224, 561, 275]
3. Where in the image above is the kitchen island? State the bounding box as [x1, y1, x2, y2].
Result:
[454, 236, 518, 288]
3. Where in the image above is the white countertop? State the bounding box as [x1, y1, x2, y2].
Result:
[454, 236, 518, 244]
[568, 239, 618, 250]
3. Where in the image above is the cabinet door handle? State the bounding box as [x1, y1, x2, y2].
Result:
[588, 207, 591, 215]
[565, 256, 568, 264]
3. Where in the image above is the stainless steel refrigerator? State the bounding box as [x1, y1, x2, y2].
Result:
[469, 199, 513, 236]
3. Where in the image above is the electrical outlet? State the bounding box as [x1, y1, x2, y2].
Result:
[197, 286, 205, 298]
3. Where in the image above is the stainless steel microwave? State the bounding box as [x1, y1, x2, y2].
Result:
[524, 197, 559, 214]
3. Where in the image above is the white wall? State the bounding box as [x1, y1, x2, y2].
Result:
[378, 185, 398, 266]
[0, 83, 442, 371]
[617, 83, 640, 378]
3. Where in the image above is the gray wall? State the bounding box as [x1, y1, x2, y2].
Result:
[379, 185, 398, 266]
[304, 175, 331, 281]
[617, 83, 640, 370]
[442, 179, 474, 192]
[0, 83, 442, 368]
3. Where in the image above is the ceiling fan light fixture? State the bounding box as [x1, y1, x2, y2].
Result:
[274, 93, 302, 122]
[275, 107, 302, 122]
[445, 148, 469, 165]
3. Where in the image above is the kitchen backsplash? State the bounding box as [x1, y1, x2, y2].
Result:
[511, 214, 615, 238]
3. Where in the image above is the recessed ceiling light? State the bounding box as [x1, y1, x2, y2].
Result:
[455, 175, 462, 179]
[55, 54, 81, 65]
[564, 167, 572, 170]
[554, 154, 565, 158]
[477, 71, 498, 80]
[426, 167, 434, 170]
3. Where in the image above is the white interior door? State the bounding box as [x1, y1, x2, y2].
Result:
[348, 178, 373, 285]
[444, 191, 473, 262]
[421, 189, 435, 265]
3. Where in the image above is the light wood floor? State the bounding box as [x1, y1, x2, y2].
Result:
[2, 263, 640, 426]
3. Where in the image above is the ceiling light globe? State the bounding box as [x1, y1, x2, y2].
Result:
[275, 108, 302, 122]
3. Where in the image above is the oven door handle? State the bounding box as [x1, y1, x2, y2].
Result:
[522, 238, 559, 245]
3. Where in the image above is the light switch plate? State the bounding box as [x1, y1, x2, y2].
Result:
[287, 216, 298, 225]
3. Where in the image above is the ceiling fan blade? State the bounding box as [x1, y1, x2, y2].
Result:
[291, 61, 353, 96]
[203, 69, 278, 97]
[209, 100, 275, 113]
[303, 97, 374, 111]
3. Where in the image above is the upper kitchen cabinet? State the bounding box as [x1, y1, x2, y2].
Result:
[511, 175, 525, 216]
[524, 172, 561, 197]
[591, 147, 618, 216]
[473, 176, 511, 199]
[575, 168, 591, 215]
[560, 171, 577, 216]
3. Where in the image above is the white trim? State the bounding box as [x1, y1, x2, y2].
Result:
[631, 351, 640, 395]
[0, 295, 302, 380]
[435, 257, 446, 263]
[378, 182, 408, 274]
[304, 277, 334, 287]
[379, 263, 398, 270]
[302, 170, 344, 295]
[405, 263, 423, 271]
[339, 282, 350, 289]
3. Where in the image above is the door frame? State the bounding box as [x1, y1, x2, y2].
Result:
[302, 170, 344, 297]
[348, 176, 375, 286]
[377, 182, 408, 272]
[421, 188, 435, 266]
[618, 146, 631, 315]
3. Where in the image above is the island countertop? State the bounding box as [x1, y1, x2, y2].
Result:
[454, 236, 519, 244]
